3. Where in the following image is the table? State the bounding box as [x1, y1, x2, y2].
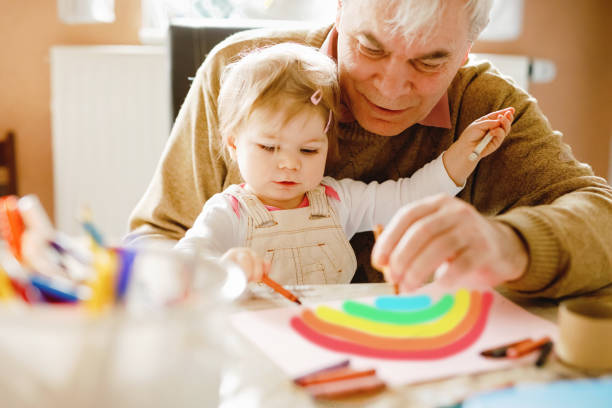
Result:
[219, 283, 612, 407]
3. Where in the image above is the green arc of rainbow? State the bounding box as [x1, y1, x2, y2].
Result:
[315, 288, 471, 338]
[342, 293, 454, 324]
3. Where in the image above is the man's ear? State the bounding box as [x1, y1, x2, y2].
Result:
[462, 42, 473, 65]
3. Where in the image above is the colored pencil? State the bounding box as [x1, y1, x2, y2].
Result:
[372, 224, 399, 295]
[479, 338, 532, 358]
[507, 336, 551, 358]
[535, 341, 554, 367]
[293, 359, 350, 384]
[297, 368, 377, 386]
[468, 131, 493, 162]
[261, 274, 301, 305]
[303, 374, 386, 399]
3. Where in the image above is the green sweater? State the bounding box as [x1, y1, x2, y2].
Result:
[127, 25, 612, 299]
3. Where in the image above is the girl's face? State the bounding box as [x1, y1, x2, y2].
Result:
[228, 106, 329, 209]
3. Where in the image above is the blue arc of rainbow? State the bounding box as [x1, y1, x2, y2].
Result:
[290, 290, 493, 360]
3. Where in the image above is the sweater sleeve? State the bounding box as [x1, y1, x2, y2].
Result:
[174, 193, 242, 259]
[327, 153, 462, 239]
[453, 62, 612, 298]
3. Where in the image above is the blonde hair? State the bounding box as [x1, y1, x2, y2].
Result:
[217, 42, 340, 161]
[344, 0, 493, 42]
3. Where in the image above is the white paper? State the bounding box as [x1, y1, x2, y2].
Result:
[231, 283, 558, 387]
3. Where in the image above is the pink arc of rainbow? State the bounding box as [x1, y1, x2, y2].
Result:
[290, 291, 493, 360]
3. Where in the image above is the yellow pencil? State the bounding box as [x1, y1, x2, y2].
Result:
[0, 266, 16, 301]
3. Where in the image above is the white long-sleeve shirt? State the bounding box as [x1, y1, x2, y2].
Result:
[176, 153, 461, 257]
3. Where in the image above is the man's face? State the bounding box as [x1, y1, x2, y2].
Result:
[336, 0, 472, 136]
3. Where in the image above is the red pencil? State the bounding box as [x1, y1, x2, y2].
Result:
[261, 274, 301, 305]
[296, 368, 377, 386]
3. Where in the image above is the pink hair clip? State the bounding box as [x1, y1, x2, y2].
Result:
[311, 89, 322, 105]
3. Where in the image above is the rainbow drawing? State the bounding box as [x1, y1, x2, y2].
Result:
[290, 289, 493, 360]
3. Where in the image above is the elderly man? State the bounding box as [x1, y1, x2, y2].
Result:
[127, 0, 612, 298]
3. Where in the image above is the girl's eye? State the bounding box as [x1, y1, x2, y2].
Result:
[258, 144, 276, 152]
[300, 148, 319, 155]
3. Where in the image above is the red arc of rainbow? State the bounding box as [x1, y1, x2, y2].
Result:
[290, 290, 493, 360]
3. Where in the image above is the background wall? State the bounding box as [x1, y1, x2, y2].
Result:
[472, 0, 612, 180]
[0, 0, 141, 219]
[0, 0, 610, 222]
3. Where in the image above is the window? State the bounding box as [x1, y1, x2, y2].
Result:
[140, 0, 336, 44]
[139, 0, 524, 44]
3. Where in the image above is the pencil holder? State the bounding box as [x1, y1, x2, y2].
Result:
[557, 296, 612, 372]
[0, 248, 246, 407]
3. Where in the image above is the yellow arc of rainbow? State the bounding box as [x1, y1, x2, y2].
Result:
[314, 288, 470, 338]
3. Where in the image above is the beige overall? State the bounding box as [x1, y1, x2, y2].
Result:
[232, 186, 357, 285]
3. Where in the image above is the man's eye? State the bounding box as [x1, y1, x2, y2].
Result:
[357, 42, 384, 58]
[258, 144, 276, 152]
[300, 148, 319, 155]
[414, 60, 443, 72]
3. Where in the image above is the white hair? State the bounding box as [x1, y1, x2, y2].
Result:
[344, 0, 493, 42]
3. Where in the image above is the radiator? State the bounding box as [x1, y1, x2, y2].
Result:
[50, 46, 170, 242]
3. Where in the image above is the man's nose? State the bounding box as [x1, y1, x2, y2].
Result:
[374, 57, 412, 100]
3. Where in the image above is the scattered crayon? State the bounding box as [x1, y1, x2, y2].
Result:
[294, 360, 386, 400]
[480, 338, 532, 358]
[296, 367, 377, 386]
[507, 336, 551, 358]
[303, 374, 386, 399]
[294, 360, 350, 384]
[535, 341, 554, 367]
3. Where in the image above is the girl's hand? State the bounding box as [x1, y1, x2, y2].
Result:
[443, 107, 514, 186]
[461, 107, 514, 158]
[221, 247, 267, 282]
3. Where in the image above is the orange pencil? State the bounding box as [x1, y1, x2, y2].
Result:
[506, 336, 551, 358]
[261, 274, 302, 305]
[296, 368, 377, 386]
[480, 338, 532, 358]
[372, 224, 399, 295]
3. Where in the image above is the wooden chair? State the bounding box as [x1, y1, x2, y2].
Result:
[0, 131, 17, 196]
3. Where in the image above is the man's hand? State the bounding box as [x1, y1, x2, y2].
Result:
[371, 194, 528, 291]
